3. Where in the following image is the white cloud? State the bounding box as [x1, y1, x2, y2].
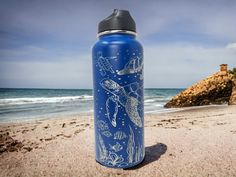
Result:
[226, 42, 236, 49]
[1, 1, 236, 88]
[144, 43, 236, 88]
[0, 53, 92, 89]
[1, 0, 236, 42]
[134, 1, 236, 40]
[1, 43, 235, 89]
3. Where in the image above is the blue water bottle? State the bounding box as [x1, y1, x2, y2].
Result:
[92, 9, 144, 168]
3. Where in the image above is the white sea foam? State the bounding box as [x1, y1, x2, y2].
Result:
[154, 103, 163, 107]
[144, 99, 156, 103]
[0, 88, 183, 121]
[0, 95, 93, 106]
[144, 98, 170, 106]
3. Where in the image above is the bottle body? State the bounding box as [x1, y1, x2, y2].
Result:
[92, 33, 144, 168]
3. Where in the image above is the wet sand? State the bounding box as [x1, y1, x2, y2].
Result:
[0, 105, 236, 177]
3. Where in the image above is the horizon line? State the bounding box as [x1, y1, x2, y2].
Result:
[0, 87, 186, 90]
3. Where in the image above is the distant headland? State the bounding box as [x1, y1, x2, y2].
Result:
[165, 64, 236, 108]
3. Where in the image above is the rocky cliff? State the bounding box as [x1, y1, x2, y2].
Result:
[229, 78, 236, 105]
[164, 71, 235, 108]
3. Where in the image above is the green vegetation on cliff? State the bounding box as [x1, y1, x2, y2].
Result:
[229, 68, 236, 78]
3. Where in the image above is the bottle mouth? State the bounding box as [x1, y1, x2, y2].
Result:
[97, 30, 137, 38]
[98, 9, 136, 37]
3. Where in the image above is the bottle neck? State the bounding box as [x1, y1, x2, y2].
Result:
[97, 30, 136, 38]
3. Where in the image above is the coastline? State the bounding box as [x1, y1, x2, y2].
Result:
[1, 105, 236, 176]
[0, 104, 228, 124]
[0, 88, 182, 122]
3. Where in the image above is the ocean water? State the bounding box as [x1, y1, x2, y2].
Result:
[0, 88, 183, 122]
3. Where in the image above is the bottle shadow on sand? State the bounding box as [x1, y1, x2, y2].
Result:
[125, 143, 167, 170]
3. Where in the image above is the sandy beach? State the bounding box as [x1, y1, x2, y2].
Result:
[0, 105, 236, 177]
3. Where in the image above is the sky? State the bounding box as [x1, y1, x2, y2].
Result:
[0, 0, 236, 89]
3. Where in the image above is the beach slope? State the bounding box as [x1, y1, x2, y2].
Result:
[1, 105, 236, 177]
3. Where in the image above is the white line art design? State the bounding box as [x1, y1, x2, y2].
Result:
[126, 125, 135, 163]
[97, 120, 113, 137]
[100, 79, 143, 127]
[98, 134, 108, 162]
[134, 144, 143, 163]
[109, 142, 123, 152]
[139, 71, 143, 80]
[97, 134, 128, 167]
[105, 152, 128, 167]
[106, 95, 119, 127]
[114, 131, 127, 140]
[117, 56, 143, 75]
[97, 120, 109, 131]
[102, 131, 112, 138]
[97, 51, 116, 76]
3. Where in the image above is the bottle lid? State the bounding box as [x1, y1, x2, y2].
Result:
[98, 9, 136, 37]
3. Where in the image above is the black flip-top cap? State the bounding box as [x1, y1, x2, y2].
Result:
[98, 9, 136, 35]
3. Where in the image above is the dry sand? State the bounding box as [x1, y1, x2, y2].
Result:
[0, 105, 236, 177]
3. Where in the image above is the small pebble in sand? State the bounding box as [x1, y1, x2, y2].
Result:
[23, 146, 32, 152]
[63, 135, 72, 138]
[56, 134, 63, 137]
[44, 137, 54, 141]
[22, 129, 29, 134]
[62, 123, 66, 128]
[44, 125, 49, 129]
[84, 123, 90, 127]
[74, 129, 84, 135]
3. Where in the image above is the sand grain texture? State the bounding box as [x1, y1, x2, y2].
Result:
[0, 105, 236, 177]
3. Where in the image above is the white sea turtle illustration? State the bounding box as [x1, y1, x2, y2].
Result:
[97, 52, 116, 76]
[100, 79, 143, 128]
[117, 56, 143, 75]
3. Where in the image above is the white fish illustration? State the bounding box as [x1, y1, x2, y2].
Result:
[102, 131, 112, 138]
[97, 120, 109, 131]
[114, 131, 127, 140]
[117, 56, 143, 75]
[109, 142, 123, 152]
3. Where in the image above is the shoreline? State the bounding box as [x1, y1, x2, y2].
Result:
[1, 105, 236, 176]
[0, 104, 229, 124]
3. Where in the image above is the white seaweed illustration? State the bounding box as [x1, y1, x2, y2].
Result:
[114, 131, 127, 140]
[109, 142, 123, 152]
[117, 56, 143, 75]
[134, 144, 143, 163]
[98, 134, 128, 167]
[97, 51, 116, 76]
[139, 71, 144, 80]
[98, 134, 108, 162]
[126, 125, 135, 163]
[102, 131, 112, 138]
[100, 79, 143, 128]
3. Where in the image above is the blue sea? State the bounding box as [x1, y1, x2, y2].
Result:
[0, 88, 183, 122]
